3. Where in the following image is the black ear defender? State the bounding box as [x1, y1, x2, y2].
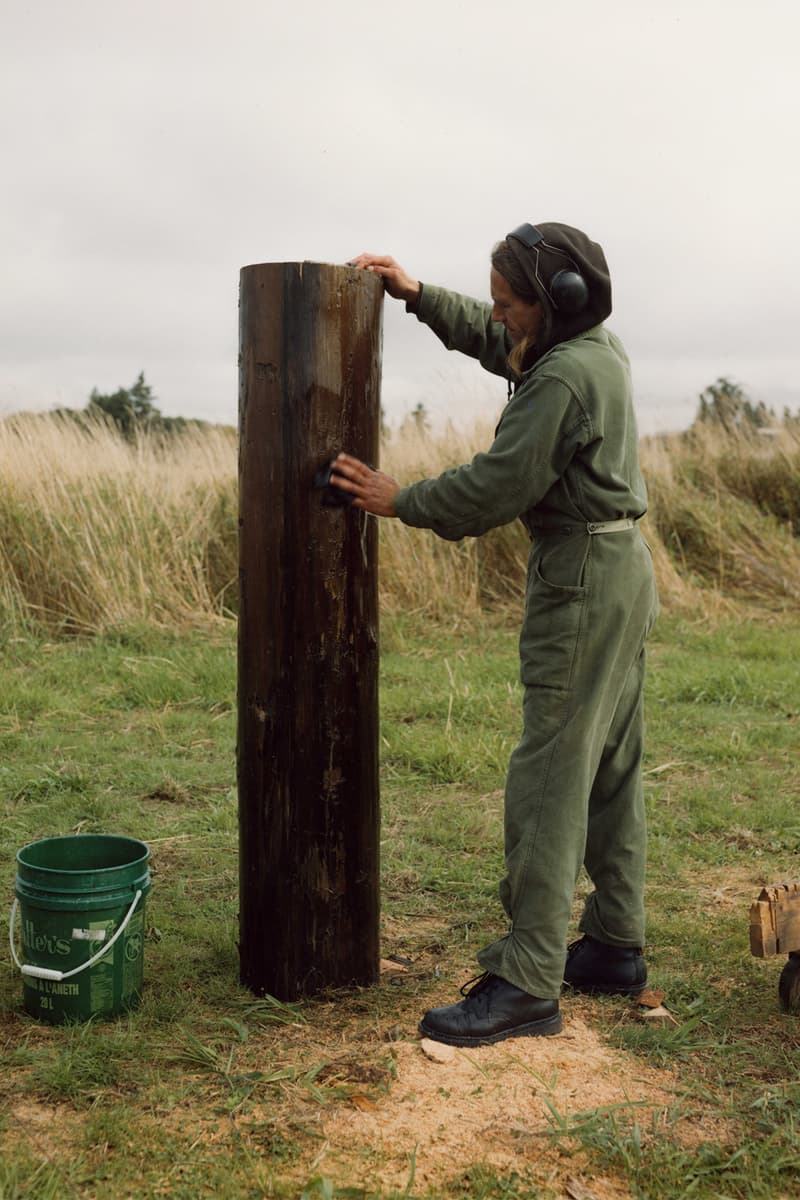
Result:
[507, 223, 590, 315]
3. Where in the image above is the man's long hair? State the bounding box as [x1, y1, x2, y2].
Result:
[491, 240, 544, 377]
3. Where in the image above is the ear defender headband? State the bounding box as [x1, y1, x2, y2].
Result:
[507, 223, 590, 315]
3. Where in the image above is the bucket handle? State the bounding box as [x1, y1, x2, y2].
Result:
[9, 890, 143, 982]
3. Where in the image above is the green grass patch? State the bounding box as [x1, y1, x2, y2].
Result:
[1, 612, 799, 1197]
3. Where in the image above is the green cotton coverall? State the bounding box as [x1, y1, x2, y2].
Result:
[394, 285, 659, 1001]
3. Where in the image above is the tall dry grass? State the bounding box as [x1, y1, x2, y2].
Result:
[0, 411, 797, 637]
[380, 421, 800, 620]
[641, 423, 800, 610]
[0, 413, 236, 635]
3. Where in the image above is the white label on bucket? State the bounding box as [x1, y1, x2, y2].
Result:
[72, 928, 107, 942]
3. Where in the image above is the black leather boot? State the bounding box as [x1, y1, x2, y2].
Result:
[563, 934, 647, 996]
[419, 973, 562, 1047]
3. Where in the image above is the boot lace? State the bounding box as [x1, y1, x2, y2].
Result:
[459, 972, 494, 997]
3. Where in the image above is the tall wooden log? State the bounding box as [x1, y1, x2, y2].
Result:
[238, 261, 382, 1000]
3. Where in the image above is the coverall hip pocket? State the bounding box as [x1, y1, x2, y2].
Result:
[519, 538, 590, 694]
[534, 533, 591, 592]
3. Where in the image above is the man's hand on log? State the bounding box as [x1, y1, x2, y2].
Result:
[331, 454, 400, 518]
[347, 254, 421, 306]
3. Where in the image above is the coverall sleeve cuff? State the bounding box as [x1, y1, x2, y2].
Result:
[404, 282, 424, 314]
[408, 282, 447, 323]
[394, 485, 423, 527]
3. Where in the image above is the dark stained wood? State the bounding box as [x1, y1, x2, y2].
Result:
[238, 262, 383, 999]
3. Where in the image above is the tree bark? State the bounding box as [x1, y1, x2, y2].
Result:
[238, 261, 382, 999]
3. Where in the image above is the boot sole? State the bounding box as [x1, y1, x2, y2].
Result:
[418, 1011, 563, 1048]
[562, 979, 648, 997]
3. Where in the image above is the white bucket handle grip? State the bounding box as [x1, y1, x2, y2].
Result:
[9, 890, 143, 982]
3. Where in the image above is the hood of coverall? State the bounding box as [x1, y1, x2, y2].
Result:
[504, 222, 612, 367]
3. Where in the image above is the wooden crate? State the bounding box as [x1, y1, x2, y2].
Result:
[749, 884, 800, 957]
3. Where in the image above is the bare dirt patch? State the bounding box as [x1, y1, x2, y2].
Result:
[7, 1098, 85, 1162]
[249, 995, 683, 1197]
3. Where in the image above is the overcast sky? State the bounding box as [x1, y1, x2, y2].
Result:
[2, 0, 798, 435]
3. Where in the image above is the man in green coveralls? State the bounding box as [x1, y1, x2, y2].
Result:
[332, 222, 659, 1047]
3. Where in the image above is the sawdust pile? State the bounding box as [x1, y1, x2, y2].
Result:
[314, 1005, 678, 1196]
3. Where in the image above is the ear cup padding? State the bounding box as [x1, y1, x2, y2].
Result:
[550, 269, 590, 313]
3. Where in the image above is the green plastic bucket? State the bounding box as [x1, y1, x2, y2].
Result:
[9, 834, 151, 1024]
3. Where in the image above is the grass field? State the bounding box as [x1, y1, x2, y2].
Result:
[1, 415, 799, 1196]
[2, 608, 800, 1199]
